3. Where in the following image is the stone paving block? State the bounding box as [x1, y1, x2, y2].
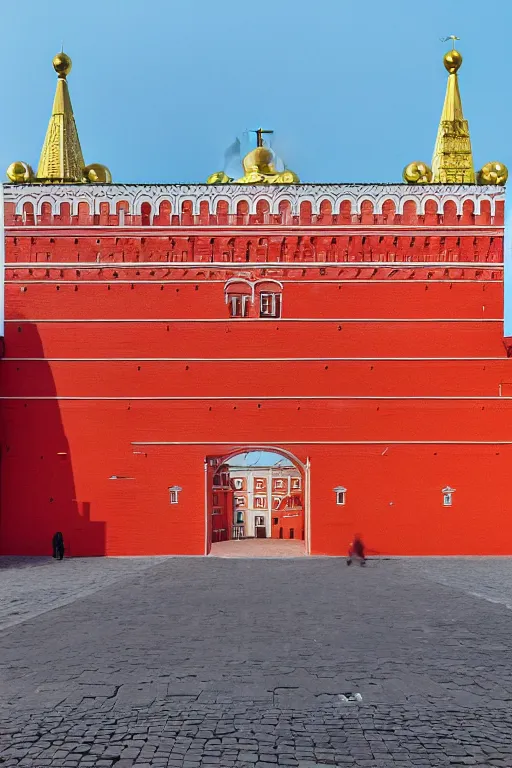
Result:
[3, 557, 512, 766]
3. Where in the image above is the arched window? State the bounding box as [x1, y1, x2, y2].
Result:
[224, 279, 252, 318]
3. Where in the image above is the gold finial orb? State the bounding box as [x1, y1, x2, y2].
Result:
[403, 161, 433, 184]
[53, 52, 72, 77]
[83, 163, 112, 183]
[6, 161, 34, 183]
[207, 171, 232, 184]
[277, 170, 300, 184]
[443, 49, 462, 74]
[243, 146, 275, 174]
[478, 161, 509, 186]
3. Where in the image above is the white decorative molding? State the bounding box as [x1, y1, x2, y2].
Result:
[224, 277, 284, 303]
[2, 183, 505, 217]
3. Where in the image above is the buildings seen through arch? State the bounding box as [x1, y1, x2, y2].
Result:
[210, 451, 304, 546]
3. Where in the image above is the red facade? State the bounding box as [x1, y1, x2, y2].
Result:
[1, 184, 510, 556]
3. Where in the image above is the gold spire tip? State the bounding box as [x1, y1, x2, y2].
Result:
[53, 51, 72, 78]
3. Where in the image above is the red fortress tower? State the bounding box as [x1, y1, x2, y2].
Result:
[0, 47, 511, 556]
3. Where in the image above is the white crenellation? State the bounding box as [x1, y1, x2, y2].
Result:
[2, 183, 505, 218]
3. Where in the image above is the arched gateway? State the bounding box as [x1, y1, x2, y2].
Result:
[204, 446, 311, 555]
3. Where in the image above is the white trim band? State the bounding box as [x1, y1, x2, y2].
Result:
[4, 317, 504, 323]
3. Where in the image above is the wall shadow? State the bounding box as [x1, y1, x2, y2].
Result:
[0, 320, 106, 556]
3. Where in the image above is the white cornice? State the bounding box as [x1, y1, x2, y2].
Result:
[2, 183, 505, 217]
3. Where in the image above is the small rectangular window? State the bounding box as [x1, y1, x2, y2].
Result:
[336, 490, 346, 505]
[443, 493, 452, 507]
[170, 489, 179, 504]
[212, 507, 221, 515]
[229, 294, 249, 318]
[273, 478, 286, 492]
[260, 292, 281, 318]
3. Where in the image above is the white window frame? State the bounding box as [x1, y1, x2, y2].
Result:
[442, 486, 455, 506]
[260, 292, 281, 318]
[334, 486, 347, 505]
[254, 495, 267, 509]
[169, 486, 182, 504]
[233, 478, 244, 490]
[229, 294, 249, 318]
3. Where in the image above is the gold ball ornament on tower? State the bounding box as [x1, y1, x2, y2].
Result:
[6, 161, 34, 183]
[443, 49, 463, 74]
[53, 52, 72, 77]
[83, 163, 112, 183]
[242, 146, 275, 175]
[403, 161, 433, 184]
[477, 161, 508, 186]
[207, 171, 233, 184]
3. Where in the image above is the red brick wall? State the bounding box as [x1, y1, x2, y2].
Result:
[1, 189, 510, 556]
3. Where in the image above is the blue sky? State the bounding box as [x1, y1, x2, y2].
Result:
[1, 0, 510, 185]
[227, 452, 294, 468]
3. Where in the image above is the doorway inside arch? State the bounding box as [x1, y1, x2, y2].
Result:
[206, 449, 307, 557]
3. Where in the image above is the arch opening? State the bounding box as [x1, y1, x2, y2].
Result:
[205, 447, 309, 557]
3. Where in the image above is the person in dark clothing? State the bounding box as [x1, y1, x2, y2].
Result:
[52, 531, 64, 560]
[347, 533, 366, 566]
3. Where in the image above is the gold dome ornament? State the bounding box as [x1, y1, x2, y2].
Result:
[6, 161, 34, 183]
[236, 143, 300, 184]
[83, 163, 112, 183]
[443, 49, 463, 74]
[403, 161, 433, 184]
[243, 146, 275, 175]
[207, 171, 233, 184]
[207, 128, 299, 185]
[477, 161, 508, 186]
[52, 52, 72, 78]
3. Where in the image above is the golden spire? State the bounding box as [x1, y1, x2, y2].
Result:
[6, 52, 112, 184]
[431, 43, 475, 184]
[403, 41, 508, 186]
[37, 52, 85, 182]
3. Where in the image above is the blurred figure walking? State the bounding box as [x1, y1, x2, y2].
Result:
[347, 533, 366, 566]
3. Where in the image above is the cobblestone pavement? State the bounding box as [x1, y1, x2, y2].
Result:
[2, 556, 512, 766]
[0, 557, 168, 631]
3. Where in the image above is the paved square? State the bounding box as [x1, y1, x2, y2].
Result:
[2, 555, 512, 767]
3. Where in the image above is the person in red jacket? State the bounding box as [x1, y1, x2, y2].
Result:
[347, 533, 366, 566]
